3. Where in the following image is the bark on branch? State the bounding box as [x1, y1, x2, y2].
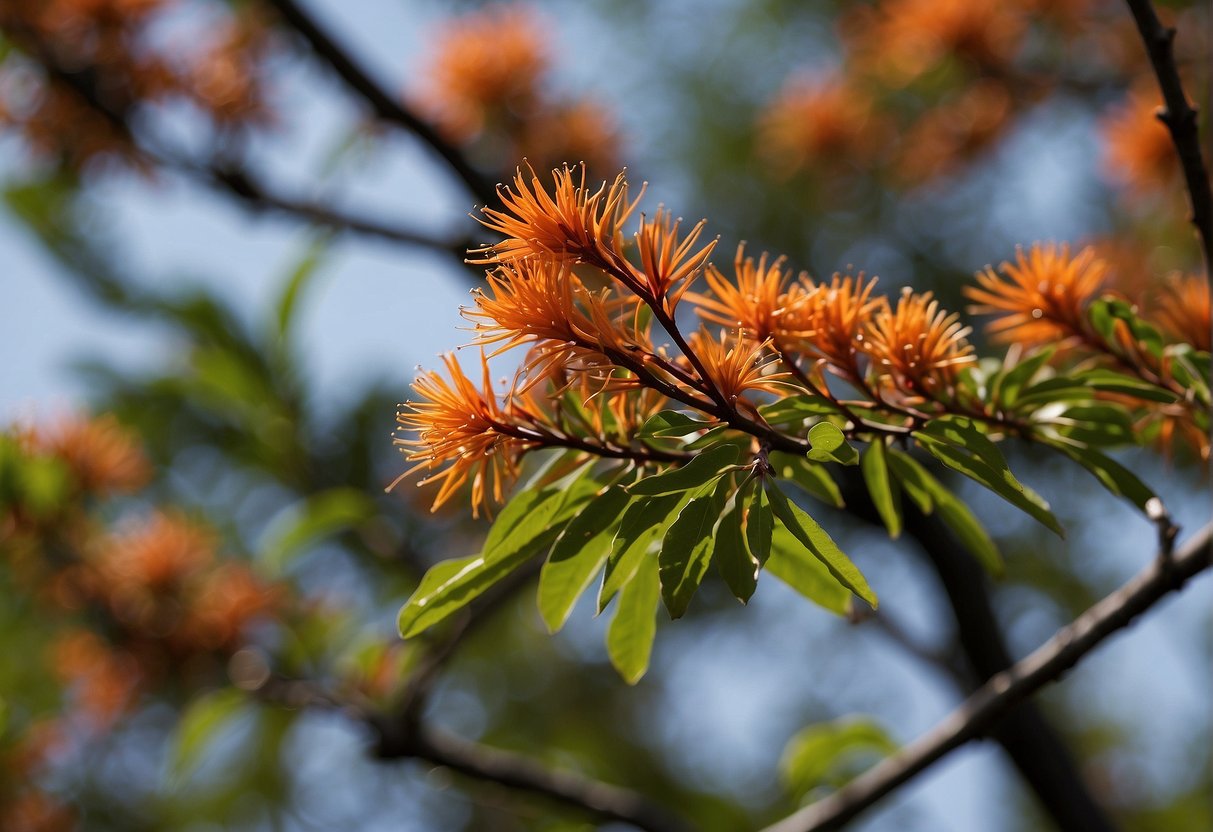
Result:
[760, 522, 1213, 832]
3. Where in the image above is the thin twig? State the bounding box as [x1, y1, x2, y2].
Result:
[261, 0, 497, 206]
[759, 521, 1213, 832]
[1124, 0, 1213, 274]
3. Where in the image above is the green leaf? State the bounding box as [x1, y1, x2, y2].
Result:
[626, 445, 740, 496]
[771, 452, 845, 508]
[260, 488, 376, 575]
[887, 450, 1003, 576]
[860, 440, 901, 539]
[274, 235, 331, 341]
[538, 485, 632, 633]
[1013, 376, 1093, 408]
[780, 717, 898, 798]
[993, 347, 1055, 407]
[400, 470, 600, 638]
[637, 410, 716, 438]
[807, 422, 859, 466]
[1051, 404, 1136, 447]
[606, 554, 660, 684]
[1039, 436, 1157, 511]
[715, 481, 758, 604]
[659, 476, 732, 618]
[745, 481, 774, 567]
[1088, 297, 1165, 359]
[1074, 369, 1179, 403]
[758, 394, 839, 424]
[766, 483, 876, 607]
[599, 491, 689, 612]
[171, 689, 248, 779]
[765, 524, 852, 616]
[915, 416, 1063, 537]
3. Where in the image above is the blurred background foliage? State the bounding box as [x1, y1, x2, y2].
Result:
[0, 0, 1209, 830]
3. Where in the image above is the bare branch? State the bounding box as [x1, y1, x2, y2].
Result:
[760, 521, 1213, 832]
[1124, 0, 1213, 273]
[261, 0, 498, 206]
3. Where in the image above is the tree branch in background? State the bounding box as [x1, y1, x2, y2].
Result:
[1124, 0, 1213, 274]
[761, 522, 1213, 832]
[261, 0, 498, 207]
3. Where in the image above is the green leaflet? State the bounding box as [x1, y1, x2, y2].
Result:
[715, 479, 758, 604]
[745, 480, 774, 567]
[764, 524, 852, 616]
[399, 468, 600, 638]
[606, 554, 660, 684]
[886, 449, 1003, 576]
[915, 415, 1063, 537]
[780, 716, 898, 798]
[807, 422, 859, 466]
[758, 394, 839, 425]
[766, 482, 877, 608]
[860, 440, 901, 539]
[170, 688, 248, 781]
[1074, 369, 1178, 404]
[993, 346, 1055, 408]
[537, 484, 633, 633]
[260, 488, 376, 575]
[637, 409, 716, 437]
[771, 451, 845, 508]
[1088, 296, 1165, 359]
[1051, 404, 1136, 447]
[627, 444, 740, 496]
[598, 490, 690, 612]
[1039, 436, 1157, 512]
[659, 476, 732, 618]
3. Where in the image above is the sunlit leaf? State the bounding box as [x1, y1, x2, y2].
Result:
[637, 410, 716, 438]
[626, 445, 739, 496]
[861, 440, 901, 539]
[659, 476, 731, 618]
[765, 524, 851, 616]
[807, 422, 859, 466]
[260, 488, 376, 575]
[1039, 436, 1157, 512]
[780, 716, 898, 799]
[715, 480, 758, 604]
[606, 554, 660, 684]
[599, 491, 690, 612]
[771, 451, 845, 508]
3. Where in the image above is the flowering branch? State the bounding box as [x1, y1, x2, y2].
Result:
[759, 521, 1213, 832]
[1123, 0, 1213, 275]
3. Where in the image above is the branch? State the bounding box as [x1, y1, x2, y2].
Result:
[261, 0, 498, 206]
[760, 521, 1213, 832]
[1124, 0, 1213, 273]
[381, 726, 694, 832]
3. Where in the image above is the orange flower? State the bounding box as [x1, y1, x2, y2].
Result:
[95, 511, 214, 591]
[1153, 273, 1211, 352]
[414, 3, 548, 143]
[687, 328, 789, 411]
[781, 273, 885, 376]
[967, 243, 1108, 345]
[51, 629, 140, 728]
[689, 245, 793, 341]
[894, 80, 1013, 184]
[758, 74, 882, 175]
[1100, 85, 1178, 198]
[864, 288, 975, 396]
[515, 99, 621, 175]
[180, 563, 279, 653]
[37, 413, 150, 495]
[633, 207, 716, 311]
[471, 164, 642, 275]
[395, 352, 531, 517]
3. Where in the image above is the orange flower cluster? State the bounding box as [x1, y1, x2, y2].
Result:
[1099, 85, 1180, 200]
[758, 75, 885, 174]
[0, 0, 272, 172]
[400, 165, 989, 514]
[412, 3, 619, 174]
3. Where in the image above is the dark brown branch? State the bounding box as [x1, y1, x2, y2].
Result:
[1124, 0, 1213, 273]
[760, 521, 1213, 832]
[261, 0, 497, 207]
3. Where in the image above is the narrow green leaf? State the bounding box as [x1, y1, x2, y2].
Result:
[274, 235, 330, 341]
[745, 481, 774, 566]
[400, 471, 600, 637]
[758, 394, 839, 424]
[171, 689, 248, 779]
[715, 482, 758, 604]
[599, 491, 688, 612]
[260, 488, 376, 575]
[627, 445, 739, 496]
[994, 347, 1055, 407]
[916, 416, 1063, 537]
[887, 450, 1003, 576]
[780, 717, 898, 799]
[861, 440, 901, 539]
[606, 554, 660, 684]
[766, 483, 876, 607]
[1040, 436, 1157, 511]
[538, 485, 633, 633]
[637, 410, 715, 437]
[1052, 404, 1136, 447]
[807, 422, 859, 465]
[765, 524, 852, 616]
[659, 477, 731, 618]
[1013, 376, 1093, 408]
[1074, 369, 1178, 403]
[771, 452, 845, 508]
